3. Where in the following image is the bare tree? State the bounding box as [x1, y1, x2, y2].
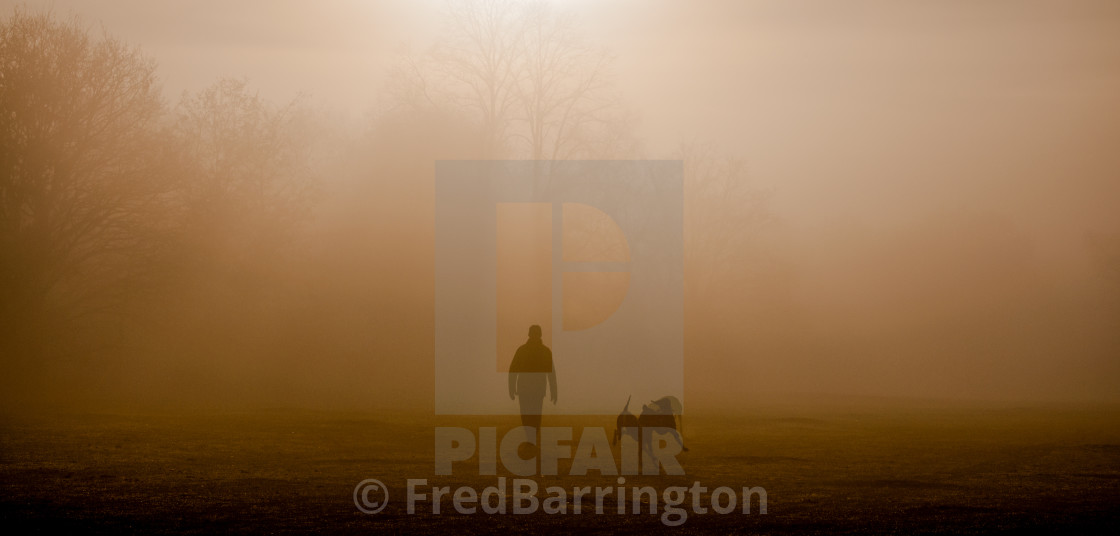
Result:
[91, 78, 318, 402]
[679, 142, 778, 333]
[172, 77, 314, 264]
[426, 0, 526, 157]
[386, 0, 637, 160]
[0, 9, 174, 366]
[513, 3, 625, 160]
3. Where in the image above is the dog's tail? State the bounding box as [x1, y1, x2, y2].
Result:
[623, 395, 631, 414]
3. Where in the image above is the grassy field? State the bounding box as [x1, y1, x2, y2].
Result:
[2, 406, 1118, 534]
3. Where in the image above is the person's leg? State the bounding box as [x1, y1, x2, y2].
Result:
[518, 396, 544, 468]
[519, 403, 532, 429]
[519, 394, 542, 417]
[520, 396, 543, 430]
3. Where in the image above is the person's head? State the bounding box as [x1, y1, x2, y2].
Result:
[528, 324, 542, 340]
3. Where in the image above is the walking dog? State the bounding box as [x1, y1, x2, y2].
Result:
[611, 395, 688, 456]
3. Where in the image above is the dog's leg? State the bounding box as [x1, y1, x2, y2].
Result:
[640, 427, 658, 467]
[666, 428, 688, 452]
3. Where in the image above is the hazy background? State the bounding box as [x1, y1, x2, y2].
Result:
[2, 0, 1118, 412]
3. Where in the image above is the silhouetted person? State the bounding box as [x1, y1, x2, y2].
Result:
[508, 324, 557, 433]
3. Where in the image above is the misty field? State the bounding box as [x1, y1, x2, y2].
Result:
[2, 406, 1118, 534]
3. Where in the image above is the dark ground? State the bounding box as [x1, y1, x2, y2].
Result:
[2, 406, 1118, 534]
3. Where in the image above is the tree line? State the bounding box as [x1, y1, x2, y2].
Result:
[0, 4, 775, 409]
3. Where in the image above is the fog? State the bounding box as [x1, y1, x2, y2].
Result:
[1, 0, 1117, 413]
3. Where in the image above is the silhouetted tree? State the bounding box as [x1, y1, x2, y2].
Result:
[681, 143, 775, 288]
[513, 2, 633, 159]
[0, 9, 174, 370]
[679, 142, 781, 339]
[387, 0, 637, 159]
[430, 0, 525, 157]
[171, 78, 314, 271]
[124, 78, 322, 396]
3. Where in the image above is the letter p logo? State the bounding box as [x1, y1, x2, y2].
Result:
[435, 161, 682, 415]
